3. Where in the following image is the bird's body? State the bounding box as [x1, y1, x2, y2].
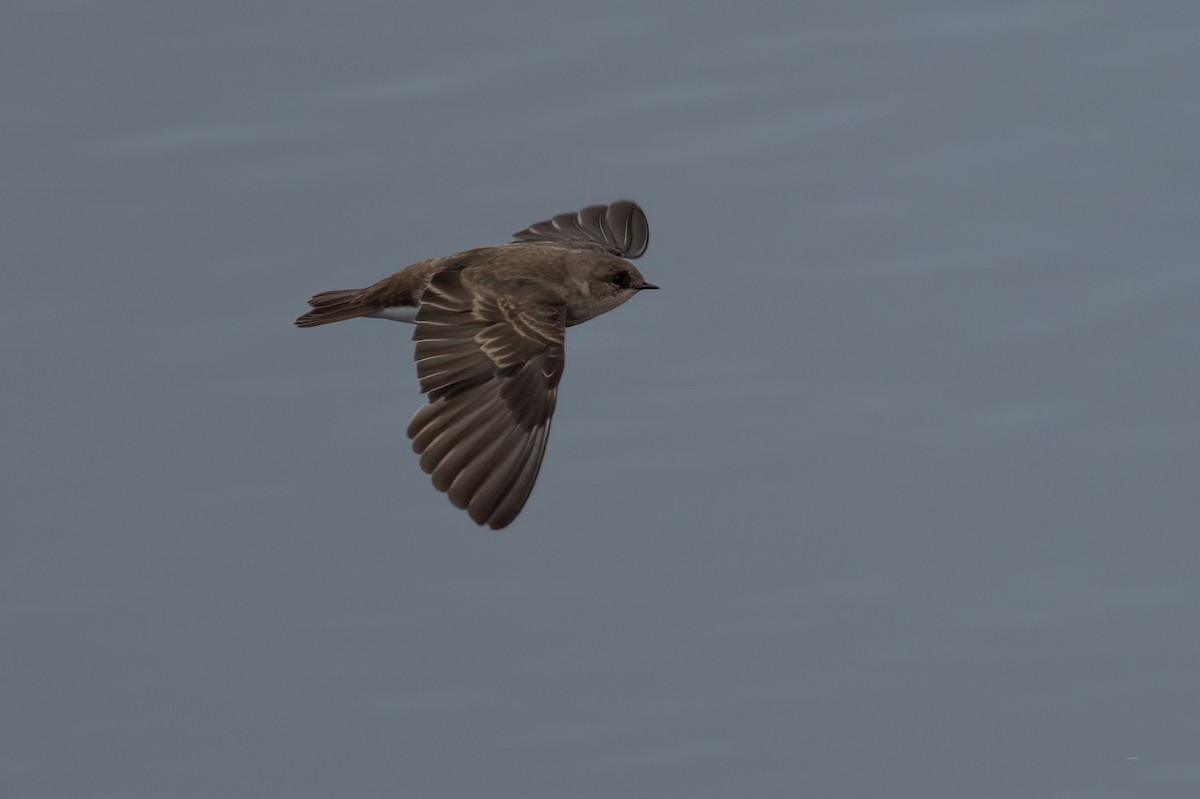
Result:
[297, 244, 644, 330]
[295, 200, 656, 529]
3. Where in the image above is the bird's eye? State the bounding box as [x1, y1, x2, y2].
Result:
[612, 271, 632, 289]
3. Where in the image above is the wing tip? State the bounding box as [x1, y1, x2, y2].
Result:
[512, 199, 649, 258]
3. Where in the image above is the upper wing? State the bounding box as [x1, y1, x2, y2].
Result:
[511, 199, 649, 259]
[406, 270, 566, 529]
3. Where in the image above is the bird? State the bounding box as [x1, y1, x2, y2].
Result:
[295, 200, 657, 529]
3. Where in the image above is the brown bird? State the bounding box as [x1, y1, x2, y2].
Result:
[295, 200, 657, 529]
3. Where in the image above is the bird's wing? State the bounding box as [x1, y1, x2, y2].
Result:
[511, 199, 649, 259]
[407, 269, 566, 529]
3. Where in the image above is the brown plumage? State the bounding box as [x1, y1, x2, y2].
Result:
[295, 200, 657, 529]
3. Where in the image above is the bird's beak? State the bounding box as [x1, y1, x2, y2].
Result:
[639, 282, 659, 290]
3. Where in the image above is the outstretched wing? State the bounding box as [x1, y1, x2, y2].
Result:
[406, 270, 566, 529]
[511, 199, 649, 259]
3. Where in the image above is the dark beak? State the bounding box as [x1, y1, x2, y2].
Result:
[639, 282, 659, 290]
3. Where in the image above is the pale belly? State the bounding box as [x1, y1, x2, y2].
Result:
[368, 306, 418, 324]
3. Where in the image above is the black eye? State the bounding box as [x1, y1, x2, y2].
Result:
[611, 271, 632, 289]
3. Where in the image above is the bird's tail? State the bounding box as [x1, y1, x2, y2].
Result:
[294, 289, 380, 328]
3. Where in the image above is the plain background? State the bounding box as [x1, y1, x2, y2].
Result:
[4, 1, 1199, 797]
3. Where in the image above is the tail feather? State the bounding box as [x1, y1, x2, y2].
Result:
[294, 289, 380, 328]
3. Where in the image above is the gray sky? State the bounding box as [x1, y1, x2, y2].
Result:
[4, 1, 1199, 797]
